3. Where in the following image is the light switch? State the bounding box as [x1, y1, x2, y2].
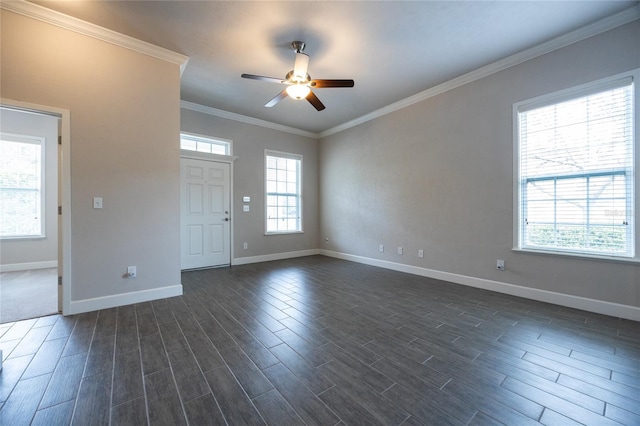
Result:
[243, 196, 251, 203]
[243, 205, 250, 212]
[93, 197, 103, 209]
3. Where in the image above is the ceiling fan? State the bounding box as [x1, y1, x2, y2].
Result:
[241, 41, 355, 111]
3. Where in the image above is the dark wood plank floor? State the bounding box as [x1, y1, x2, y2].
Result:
[1, 255, 638, 425]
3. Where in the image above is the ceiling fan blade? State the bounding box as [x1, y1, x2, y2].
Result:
[306, 91, 326, 111]
[242, 74, 286, 84]
[310, 79, 355, 88]
[265, 90, 288, 108]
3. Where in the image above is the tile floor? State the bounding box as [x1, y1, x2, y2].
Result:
[0, 255, 638, 425]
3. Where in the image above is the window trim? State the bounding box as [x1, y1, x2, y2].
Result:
[0, 132, 46, 240]
[264, 149, 303, 235]
[512, 69, 639, 262]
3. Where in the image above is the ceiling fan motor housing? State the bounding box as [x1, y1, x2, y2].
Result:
[292, 54, 310, 82]
[285, 70, 310, 84]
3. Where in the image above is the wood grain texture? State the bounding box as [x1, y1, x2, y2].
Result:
[0, 256, 637, 425]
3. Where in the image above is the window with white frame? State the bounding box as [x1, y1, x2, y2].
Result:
[265, 150, 302, 234]
[515, 72, 636, 259]
[180, 132, 231, 155]
[0, 134, 45, 238]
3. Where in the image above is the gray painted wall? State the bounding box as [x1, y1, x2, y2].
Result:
[2, 10, 182, 303]
[319, 21, 640, 308]
[2, 7, 637, 315]
[181, 109, 319, 260]
[0, 109, 58, 267]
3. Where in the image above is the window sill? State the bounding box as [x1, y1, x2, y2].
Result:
[1, 235, 46, 241]
[265, 231, 304, 236]
[512, 248, 640, 265]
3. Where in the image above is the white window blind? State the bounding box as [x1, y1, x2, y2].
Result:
[265, 150, 302, 233]
[517, 77, 635, 258]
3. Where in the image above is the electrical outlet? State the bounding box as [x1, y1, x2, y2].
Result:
[496, 259, 505, 271]
[379, 244, 384, 253]
[127, 266, 137, 278]
[325, 237, 329, 243]
[243, 242, 248, 249]
[397, 247, 403, 255]
[418, 249, 424, 258]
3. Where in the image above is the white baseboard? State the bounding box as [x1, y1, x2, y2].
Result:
[319, 250, 640, 322]
[232, 249, 320, 266]
[0, 261, 58, 273]
[67, 285, 183, 315]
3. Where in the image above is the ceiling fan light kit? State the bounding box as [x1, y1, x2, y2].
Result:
[241, 41, 354, 111]
[286, 83, 311, 100]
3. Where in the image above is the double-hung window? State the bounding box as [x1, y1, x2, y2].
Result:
[0, 133, 45, 238]
[265, 150, 302, 234]
[515, 71, 637, 259]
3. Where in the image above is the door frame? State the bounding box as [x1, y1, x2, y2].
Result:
[1, 98, 72, 316]
[180, 150, 236, 269]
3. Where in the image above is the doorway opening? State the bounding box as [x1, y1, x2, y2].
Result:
[0, 103, 69, 323]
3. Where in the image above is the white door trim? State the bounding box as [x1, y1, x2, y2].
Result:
[179, 149, 238, 164]
[180, 152, 235, 269]
[1, 98, 71, 316]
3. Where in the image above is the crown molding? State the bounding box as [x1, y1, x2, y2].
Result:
[6, 0, 636, 138]
[319, 4, 640, 138]
[180, 101, 320, 139]
[1, 0, 190, 75]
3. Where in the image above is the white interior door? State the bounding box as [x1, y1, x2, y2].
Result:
[181, 158, 231, 269]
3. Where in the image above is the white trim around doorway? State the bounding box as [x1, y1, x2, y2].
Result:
[1, 98, 72, 316]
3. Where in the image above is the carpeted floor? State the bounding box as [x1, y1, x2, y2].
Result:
[0, 268, 58, 324]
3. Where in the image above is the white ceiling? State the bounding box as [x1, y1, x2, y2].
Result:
[30, 0, 638, 133]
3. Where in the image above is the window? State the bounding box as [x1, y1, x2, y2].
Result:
[515, 72, 636, 259]
[265, 150, 302, 234]
[180, 132, 231, 155]
[0, 134, 45, 238]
